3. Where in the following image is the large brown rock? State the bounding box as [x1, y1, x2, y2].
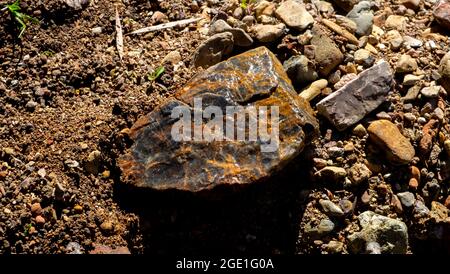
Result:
[119, 47, 319, 192]
[310, 25, 344, 76]
[367, 120, 415, 165]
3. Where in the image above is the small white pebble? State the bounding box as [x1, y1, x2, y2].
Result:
[428, 40, 437, 49]
[377, 43, 387, 50]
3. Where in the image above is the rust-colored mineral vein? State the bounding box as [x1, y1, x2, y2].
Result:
[118, 47, 319, 192]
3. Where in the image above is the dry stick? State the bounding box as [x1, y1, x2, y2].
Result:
[115, 6, 124, 61]
[129, 17, 201, 35]
[321, 18, 359, 45]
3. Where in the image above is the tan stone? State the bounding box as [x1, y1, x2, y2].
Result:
[368, 120, 415, 165]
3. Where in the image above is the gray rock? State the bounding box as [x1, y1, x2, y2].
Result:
[233, 7, 244, 19]
[25, 100, 38, 110]
[365, 242, 382, 254]
[66, 242, 83, 254]
[396, 54, 418, 73]
[318, 219, 335, 234]
[335, 15, 358, 33]
[403, 74, 423, 86]
[319, 199, 345, 217]
[65, 0, 89, 9]
[402, 85, 421, 102]
[404, 112, 416, 122]
[209, 19, 253, 47]
[227, 29, 252, 47]
[397, 192, 416, 208]
[327, 146, 345, 158]
[310, 25, 344, 76]
[283, 55, 318, 86]
[192, 32, 234, 68]
[347, 211, 408, 254]
[305, 218, 335, 237]
[403, 36, 422, 48]
[346, 1, 374, 36]
[420, 86, 441, 98]
[413, 200, 430, 218]
[315, 1, 335, 14]
[275, 0, 314, 31]
[253, 23, 286, 42]
[376, 111, 391, 120]
[317, 60, 394, 131]
[242, 15, 256, 27]
[64, 159, 79, 168]
[91, 27, 102, 34]
[386, 30, 404, 50]
[354, 49, 375, 67]
[433, 107, 445, 121]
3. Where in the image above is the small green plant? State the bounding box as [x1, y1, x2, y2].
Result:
[24, 223, 32, 235]
[41, 49, 55, 57]
[3, 0, 38, 38]
[240, 0, 255, 9]
[148, 66, 165, 81]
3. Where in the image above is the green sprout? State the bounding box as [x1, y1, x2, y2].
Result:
[41, 50, 55, 57]
[24, 223, 32, 235]
[3, 0, 39, 38]
[148, 66, 165, 81]
[240, 0, 255, 9]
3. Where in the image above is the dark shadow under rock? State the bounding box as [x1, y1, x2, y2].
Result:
[114, 150, 314, 255]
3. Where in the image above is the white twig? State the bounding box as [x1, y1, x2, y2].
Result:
[129, 17, 201, 35]
[115, 6, 124, 61]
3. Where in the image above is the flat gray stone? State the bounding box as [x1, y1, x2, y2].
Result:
[209, 19, 253, 47]
[316, 60, 394, 131]
[319, 199, 345, 217]
[275, 0, 314, 31]
[346, 1, 374, 36]
[192, 32, 234, 68]
[283, 55, 318, 86]
[397, 192, 416, 208]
